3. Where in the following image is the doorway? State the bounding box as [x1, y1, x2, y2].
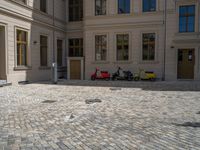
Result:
[177, 49, 195, 79]
[0, 25, 6, 80]
[70, 60, 81, 80]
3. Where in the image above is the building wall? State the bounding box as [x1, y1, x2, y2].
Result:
[0, 0, 67, 84]
[80, 0, 200, 81]
[83, 0, 168, 80]
[165, 0, 200, 80]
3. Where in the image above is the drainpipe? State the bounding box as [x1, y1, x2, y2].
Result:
[162, 0, 167, 81]
[52, 0, 57, 84]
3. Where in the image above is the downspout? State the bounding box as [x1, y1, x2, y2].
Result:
[52, 0, 57, 84]
[53, 0, 55, 63]
[162, 0, 167, 81]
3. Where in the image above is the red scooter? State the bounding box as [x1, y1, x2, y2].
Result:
[91, 68, 110, 81]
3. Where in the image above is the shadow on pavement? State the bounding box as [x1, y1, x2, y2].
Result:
[26, 80, 200, 92]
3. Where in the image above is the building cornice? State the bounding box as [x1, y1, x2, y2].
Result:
[83, 20, 164, 31]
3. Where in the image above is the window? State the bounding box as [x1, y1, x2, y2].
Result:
[40, 0, 47, 13]
[142, 33, 155, 61]
[178, 50, 183, 62]
[40, 35, 48, 66]
[69, 0, 83, 21]
[15, 0, 26, 4]
[118, 0, 130, 14]
[143, 0, 156, 12]
[57, 40, 63, 66]
[95, 0, 106, 16]
[69, 39, 83, 57]
[95, 35, 107, 61]
[17, 30, 28, 66]
[179, 5, 195, 32]
[116, 34, 129, 61]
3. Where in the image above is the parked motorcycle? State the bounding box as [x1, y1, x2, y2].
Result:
[112, 67, 133, 81]
[133, 69, 156, 81]
[91, 68, 110, 81]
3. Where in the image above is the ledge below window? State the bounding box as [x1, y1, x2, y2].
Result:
[14, 66, 32, 71]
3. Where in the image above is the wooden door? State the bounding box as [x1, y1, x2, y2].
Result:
[70, 60, 81, 80]
[177, 49, 195, 79]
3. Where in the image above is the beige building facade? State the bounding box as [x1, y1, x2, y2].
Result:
[0, 0, 66, 84]
[0, 0, 200, 84]
[67, 0, 200, 81]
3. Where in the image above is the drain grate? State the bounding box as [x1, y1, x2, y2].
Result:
[173, 122, 200, 128]
[110, 87, 122, 91]
[85, 99, 102, 104]
[42, 100, 57, 103]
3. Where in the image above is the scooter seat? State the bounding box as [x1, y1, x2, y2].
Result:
[145, 71, 154, 74]
[101, 71, 108, 73]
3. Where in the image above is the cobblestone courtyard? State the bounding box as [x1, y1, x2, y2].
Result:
[0, 81, 200, 150]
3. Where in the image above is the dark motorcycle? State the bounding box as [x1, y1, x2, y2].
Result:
[112, 67, 133, 81]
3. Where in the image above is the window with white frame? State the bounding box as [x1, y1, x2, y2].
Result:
[95, 35, 107, 61]
[16, 29, 28, 66]
[69, 39, 83, 57]
[118, 0, 130, 14]
[142, 33, 155, 61]
[116, 34, 129, 61]
[69, 0, 83, 21]
[143, 0, 156, 12]
[95, 0, 106, 16]
[40, 35, 48, 66]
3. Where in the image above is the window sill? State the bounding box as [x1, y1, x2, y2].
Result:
[175, 32, 198, 36]
[95, 14, 107, 16]
[14, 66, 32, 71]
[142, 11, 157, 14]
[39, 66, 51, 70]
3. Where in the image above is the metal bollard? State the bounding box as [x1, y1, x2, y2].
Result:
[52, 62, 58, 84]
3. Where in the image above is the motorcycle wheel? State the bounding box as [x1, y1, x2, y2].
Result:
[112, 76, 116, 81]
[127, 76, 133, 81]
[106, 77, 110, 81]
[91, 76, 96, 81]
[150, 78, 156, 81]
[134, 77, 140, 81]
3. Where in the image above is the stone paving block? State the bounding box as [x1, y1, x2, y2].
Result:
[0, 81, 200, 149]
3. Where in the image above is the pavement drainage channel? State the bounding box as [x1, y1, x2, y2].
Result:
[42, 100, 57, 103]
[110, 87, 122, 91]
[85, 99, 102, 104]
[173, 122, 200, 128]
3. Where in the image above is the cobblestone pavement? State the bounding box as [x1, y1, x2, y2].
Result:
[0, 81, 200, 150]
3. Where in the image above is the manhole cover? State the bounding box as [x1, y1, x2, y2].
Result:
[85, 99, 102, 104]
[42, 100, 57, 103]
